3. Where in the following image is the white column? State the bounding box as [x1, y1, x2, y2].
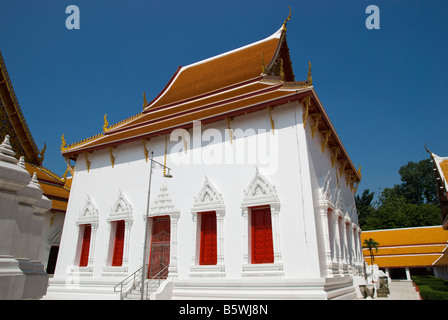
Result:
[270, 205, 282, 264]
[123, 220, 132, 268]
[190, 213, 198, 266]
[169, 213, 179, 277]
[320, 207, 333, 277]
[331, 213, 341, 264]
[242, 207, 249, 264]
[216, 212, 225, 267]
[405, 267, 411, 281]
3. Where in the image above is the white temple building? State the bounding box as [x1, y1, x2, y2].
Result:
[45, 17, 365, 300]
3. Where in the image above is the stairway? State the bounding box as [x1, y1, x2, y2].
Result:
[122, 279, 161, 300]
[115, 264, 169, 300]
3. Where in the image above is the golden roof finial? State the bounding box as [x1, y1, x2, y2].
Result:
[37, 142, 46, 164]
[424, 143, 432, 154]
[282, 6, 292, 31]
[307, 61, 313, 85]
[60, 134, 67, 152]
[143, 91, 148, 108]
[103, 114, 110, 132]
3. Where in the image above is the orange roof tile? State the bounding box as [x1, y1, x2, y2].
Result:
[145, 29, 283, 110]
[361, 226, 448, 267]
[24, 162, 70, 212]
[60, 25, 361, 183]
[364, 255, 442, 268]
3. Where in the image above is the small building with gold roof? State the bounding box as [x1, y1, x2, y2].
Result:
[361, 226, 448, 281]
[0, 51, 71, 275]
[48, 14, 365, 300]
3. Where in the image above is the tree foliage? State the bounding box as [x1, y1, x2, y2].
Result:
[356, 158, 442, 231]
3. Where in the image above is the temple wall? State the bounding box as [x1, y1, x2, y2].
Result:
[49, 101, 360, 299]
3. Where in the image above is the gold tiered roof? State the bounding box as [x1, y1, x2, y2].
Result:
[362, 226, 448, 267]
[61, 21, 361, 185]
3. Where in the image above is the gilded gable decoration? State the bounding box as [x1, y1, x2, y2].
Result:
[103, 114, 110, 132]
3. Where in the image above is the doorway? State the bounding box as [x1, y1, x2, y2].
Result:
[149, 216, 170, 278]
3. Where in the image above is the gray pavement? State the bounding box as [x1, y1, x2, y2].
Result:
[361, 280, 421, 300]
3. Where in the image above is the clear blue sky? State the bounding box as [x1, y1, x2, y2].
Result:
[1, 0, 447, 199]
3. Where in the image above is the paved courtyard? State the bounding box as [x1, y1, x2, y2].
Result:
[361, 280, 421, 300]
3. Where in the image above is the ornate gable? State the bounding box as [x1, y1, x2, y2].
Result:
[77, 195, 99, 226]
[192, 176, 225, 215]
[108, 190, 133, 223]
[242, 168, 280, 210]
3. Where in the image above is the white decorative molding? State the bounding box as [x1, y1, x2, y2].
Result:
[190, 177, 226, 276]
[148, 184, 180, 277]
[103, 191, 133, 276]
[76, 195, 99, 227]
[241, 168, 283, 276]
[73, 195, 99, 274]
[108, 190, 133, 224]
[241, 168, 280, 210]
[318, 170, 332, 202]
[192, 176, 226, 216]
[149, 184, 180, 219]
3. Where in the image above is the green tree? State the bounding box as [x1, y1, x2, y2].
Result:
[363, 238, 379, 264]
[397, 159, 438, 205]
[355, 189, 375, 228]
[356, 158, 442, 230]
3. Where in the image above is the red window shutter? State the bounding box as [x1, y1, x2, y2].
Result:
[199, 212, 217, 265]
[251, 207, 274, 264]
[112, 220, 125, 266]
[79, 225, 91, 267]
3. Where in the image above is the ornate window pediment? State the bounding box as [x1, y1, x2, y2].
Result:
[108, 190, 133, 224]
[149, 184, 180, 219]
[190, 177, 225, 276]
[241, 168, 280, 210]
[241, 168, 283, 276]
[77, 195, 99, 227]
[192, 176, 225, 216]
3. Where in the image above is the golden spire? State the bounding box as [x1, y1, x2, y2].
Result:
[37, 142, 46, 164]
[282, 6, 292, 31]
[60, 134, 67, 152]
[307, 61, 313, 85]
[143, 91, 148, 108]
[103, 114, 110, 132]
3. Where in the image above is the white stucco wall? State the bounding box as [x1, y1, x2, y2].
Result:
[50, 99, 362, 299]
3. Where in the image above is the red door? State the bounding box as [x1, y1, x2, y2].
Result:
[79, 224, 91, 267]
[199, 212, 217, 265]
[251, 207, 274, 264]
[149, 216, 170, 278]
[112, 220, 125, 266]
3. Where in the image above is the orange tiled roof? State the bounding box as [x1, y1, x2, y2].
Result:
[145, 35, 282, 110]
[361, 226, 448, 267]
[25, 162, 70, 212]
